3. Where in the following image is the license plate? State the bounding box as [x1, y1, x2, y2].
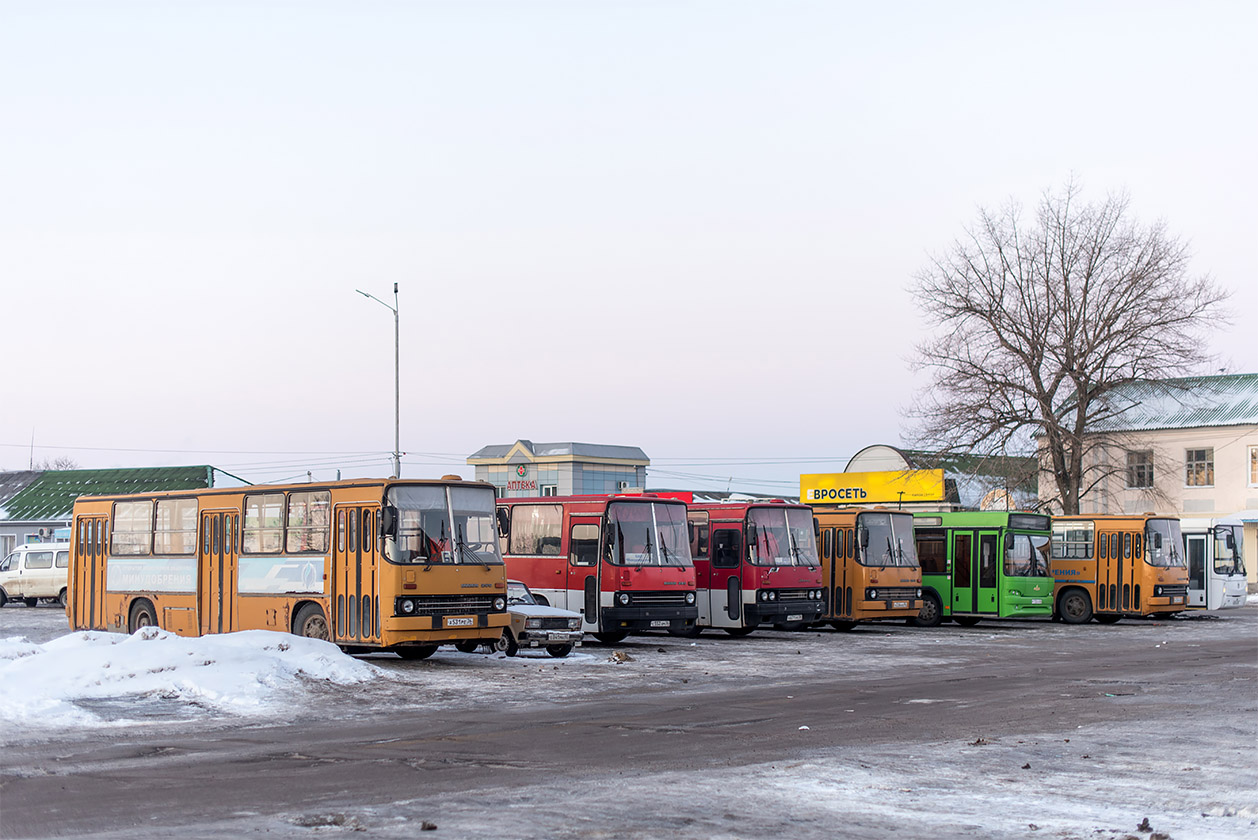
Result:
[445, 617, 474, 627]
[891, 601, 908, 610]
[1030, 598, 1043, 605]
[547, 632, 570, 641]
[787, 614, 803, 621]
[650, 620, 670, 627]
[1172, 596, 1182, 604]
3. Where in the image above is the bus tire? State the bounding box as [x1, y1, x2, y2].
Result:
[546, 644, 573, 658]
[1095, 614, 1122, 624]
[128, 599, 158, 633]
[723, 626, 755, 637]
[953, 616, 981, 627]
[57, 588, 68, 608]
[292, 603, 330, 640]
[593, 631, 629, 644]
[395, 644, 438, 660]
[1058, 589, 1093, 624]
[828, 620, 857, 631]
[911, 593, 943, 628]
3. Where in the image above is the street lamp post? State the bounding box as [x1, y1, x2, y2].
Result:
[356, 283, 401, 477]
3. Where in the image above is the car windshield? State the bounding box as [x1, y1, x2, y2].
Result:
[607, 501, 693, 567]
[1005, 533, 1052, 577]
[1213, 524, 1245, 576]
[855, 512, 919, 567]
[747, 507, 819, 566]
[1145, 519, 1185, 567]
[507, 581, 536, 606]
[387, 484, 504, 565]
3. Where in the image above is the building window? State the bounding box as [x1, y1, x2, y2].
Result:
[540, 485, 557, 497]
[1185, 448, 1214, 487]
[1250, 446, 1258, 486]
[1126, 450, 1154, 489]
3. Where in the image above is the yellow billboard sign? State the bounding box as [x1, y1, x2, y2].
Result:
[800, 469, 946, 505]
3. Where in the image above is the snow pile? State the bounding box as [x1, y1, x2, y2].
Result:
[0, 628, 383, 732]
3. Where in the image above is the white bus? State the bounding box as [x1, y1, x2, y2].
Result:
[1180, 516, 1247, 610]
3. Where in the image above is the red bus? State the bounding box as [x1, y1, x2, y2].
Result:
[681, 500, 824, 636]
[496, 494, 698, 643]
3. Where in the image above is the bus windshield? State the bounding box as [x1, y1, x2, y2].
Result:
[1145, 519, 1185, 567]
[1214, 525, 1246, 576]
[855, 512, 918, 567]
[746, 507, 819, 566]
[607, 501, 693, 567]
[387, 485, 503, 565]
[1005, 533, 1051, 577]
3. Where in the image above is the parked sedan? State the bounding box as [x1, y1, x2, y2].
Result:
[457, 580, 584, 658]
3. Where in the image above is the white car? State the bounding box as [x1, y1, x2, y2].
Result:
[456, 580, 584, 658]
[0, 543, 70, 607]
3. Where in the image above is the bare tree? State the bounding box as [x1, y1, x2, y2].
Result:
[34, 457, 80, 470]
[908, 181, 1230, 514]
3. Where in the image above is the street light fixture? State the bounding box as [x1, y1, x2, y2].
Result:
[356, 283, 401, 478]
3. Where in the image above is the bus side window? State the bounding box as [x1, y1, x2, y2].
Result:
[1123, 533, 1132, 559]
[712, 530, 741, 569]
[821, 528, 832, 561]
[1132, 533, 1141, 558]
[1099, 533, 1108, 560]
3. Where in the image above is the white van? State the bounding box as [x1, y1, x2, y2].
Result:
[0, 543, 70, 607]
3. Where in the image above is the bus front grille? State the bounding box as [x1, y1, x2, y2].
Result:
[627, 591, 691, 606]
[395, 594, 495, 617]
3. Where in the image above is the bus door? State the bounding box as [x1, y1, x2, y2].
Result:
[76, 516, 109, 629]
[1186, 534, 1207, 607]
[567, 517, 600, 616]
[333, 506, 380, 643]
[1096, 531, 1116, 612]
[836, 527, 853, 617]
[198, 510, 238, 635]
[951, 531, 974, 614]
[975, 531, 1000, 613]
[821, 527, 837, 617]
[709, 526, 743, 626]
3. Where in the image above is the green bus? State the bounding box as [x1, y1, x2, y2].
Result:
[911, 511, 1054, 626]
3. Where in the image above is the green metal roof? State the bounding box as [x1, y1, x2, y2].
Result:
[1088, 373, 1258, 433]
[0, 466, 214, 521]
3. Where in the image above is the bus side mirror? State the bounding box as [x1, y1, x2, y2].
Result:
[496, 508, 510, 538]
[813, 518, 820, 539]
[381, 506, 398, 538]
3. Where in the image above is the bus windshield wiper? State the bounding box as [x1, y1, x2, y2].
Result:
[456, 526, 490, 567]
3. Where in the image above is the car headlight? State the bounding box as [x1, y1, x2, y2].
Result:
[493, 597, 506, 611]
[617, 592, 630, 606]
[685, 591, 696, 605]
[400, 598, 416, 615]
[568, 618, 582, 630]
[525, 618, 541, 629]
[867, 588, 878, 600]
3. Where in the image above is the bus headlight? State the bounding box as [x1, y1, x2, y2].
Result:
[493, 597, 506, 611]
[812, 589, 822, 600]
[1153, 585, 1164, 597]
[617, 592, 631, 606]
[759, 590, 769, 602]
[685, 592, 696, 605]
[399, 598, 416, 615]
[525, 618, 542, 629]
[917, 588, 922, 598]
[866, 588, 878, 600]
[768, 591, 778, 601]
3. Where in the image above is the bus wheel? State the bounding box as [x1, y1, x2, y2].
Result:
[1059, 590, 1093, 625]
[953, 616, 981, 627]
[454, 640, 482, 653]
[1095, 614, 1122, 624]
[128, 600, 158, 632]
[593, 631, 629, 644]
[395, 645, 438, 660]
[724, 626, 755, 637]
[828, 620, 857, 632]
[57, 588, 68, 608]
[911, 594, 943, 628]
[546, 644, 573, 658]
[293, 604, 330, 640]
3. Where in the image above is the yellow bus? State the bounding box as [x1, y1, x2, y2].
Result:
[68, 477, 509, 659]
[1049, 514, 1189, 624]
[811, 507, 922, 629]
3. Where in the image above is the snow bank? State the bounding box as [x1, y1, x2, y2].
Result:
[0, 628, 383, 732]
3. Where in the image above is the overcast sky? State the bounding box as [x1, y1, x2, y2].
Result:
[2, 1, 1254, 493]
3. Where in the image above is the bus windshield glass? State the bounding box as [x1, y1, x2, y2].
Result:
[1005, 533, 1051, 577]
[1214, 525, 1245, 575]
[387, 485, 503, 565]
[607, 501, 693, 567]
[1145, 519, 1185, 567]
[746, 507, 819, 566]
[855, 512, 918, 567]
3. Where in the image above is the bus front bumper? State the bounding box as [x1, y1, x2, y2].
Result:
[601, 604, 698, 632]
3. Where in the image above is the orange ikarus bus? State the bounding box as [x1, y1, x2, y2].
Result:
[811, 507, 922, 629]
[69, 477, 509, 659]
[1049, 514, 1189, 624]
